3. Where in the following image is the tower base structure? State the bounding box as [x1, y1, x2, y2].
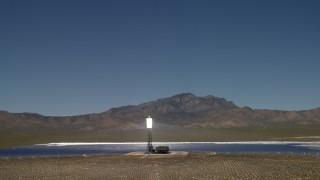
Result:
[146, 129, 155, 154]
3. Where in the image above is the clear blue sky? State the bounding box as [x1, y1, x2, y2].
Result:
[1, 0, 320, 116]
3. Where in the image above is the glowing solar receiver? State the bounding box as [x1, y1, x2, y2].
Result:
[146, 116, 152, 128]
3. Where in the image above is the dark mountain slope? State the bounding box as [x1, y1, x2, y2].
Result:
[1, 93, 319, 130]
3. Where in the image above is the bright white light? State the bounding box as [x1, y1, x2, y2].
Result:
[146, 116, 152, 128]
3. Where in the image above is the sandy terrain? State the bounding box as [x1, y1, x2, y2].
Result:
[1, 153, 320, 179]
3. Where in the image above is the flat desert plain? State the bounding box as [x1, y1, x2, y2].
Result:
[1, 153, 320, 179]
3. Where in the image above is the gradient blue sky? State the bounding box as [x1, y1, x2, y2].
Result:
[1, 0, 320, 116]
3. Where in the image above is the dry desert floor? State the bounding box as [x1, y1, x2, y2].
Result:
[1, 153, 320, 179]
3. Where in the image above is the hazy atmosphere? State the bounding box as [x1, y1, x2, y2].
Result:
[1, 0, 320, 116]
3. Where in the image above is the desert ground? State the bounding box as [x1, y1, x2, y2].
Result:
[2, 126, 320, 148]
[1, 153, 320, 179]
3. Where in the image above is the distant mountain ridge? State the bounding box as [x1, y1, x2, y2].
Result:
[1, 93, 320, 130]
[106, 93, 238, 115]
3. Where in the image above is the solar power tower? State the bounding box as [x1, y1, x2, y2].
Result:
[146, 116, 155, 154]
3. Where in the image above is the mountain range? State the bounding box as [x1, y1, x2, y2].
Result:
[1, 93, 320, 131]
